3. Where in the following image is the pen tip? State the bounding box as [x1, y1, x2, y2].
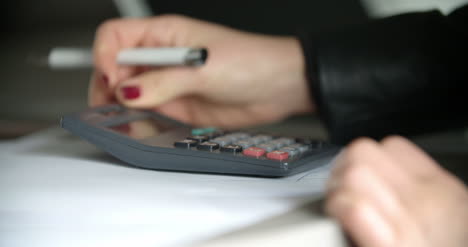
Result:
[200, 48, 208, 63]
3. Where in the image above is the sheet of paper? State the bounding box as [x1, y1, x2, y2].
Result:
[0, 128, 335, 247]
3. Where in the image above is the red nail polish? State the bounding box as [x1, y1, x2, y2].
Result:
[122, 86, 141, 99]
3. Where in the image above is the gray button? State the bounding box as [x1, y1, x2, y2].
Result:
[211, 137, 232, 146]
[249, 137, 266, 145]
[222, 135, 240, 142]
[266, 140, 287, 149]
[254, 135, 273, 142]
[275, 138, 295, 145]
[235, 140, 254, 149]
[257, 144, 275, 152]
[224, 133, 250, 142]
[280, 147, 299, 156]
[288, 144, 309, 153]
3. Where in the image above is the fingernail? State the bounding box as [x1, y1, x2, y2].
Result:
[122, 86, 141, 100]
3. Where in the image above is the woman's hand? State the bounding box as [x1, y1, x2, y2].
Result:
[89, 15, 313, 128]
[326, 136, 468, 247]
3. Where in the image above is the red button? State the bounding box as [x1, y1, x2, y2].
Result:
[243, 147, 266, 158]
[266, 150, 289, 161]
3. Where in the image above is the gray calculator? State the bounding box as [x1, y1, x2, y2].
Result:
[61, 104, 340, 177]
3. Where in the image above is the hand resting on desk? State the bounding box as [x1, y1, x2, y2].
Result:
[326, 136, 468, 247]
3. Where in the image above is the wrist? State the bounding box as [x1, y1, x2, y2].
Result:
[280, 36, 315, 115]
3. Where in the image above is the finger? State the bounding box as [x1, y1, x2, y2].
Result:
[127, 119, 160, 139]
[327, 160, 405, 222]
[331, 138, 414, 191]
[380, 136, 444, 179]
[93, 18, 152, 87]
[88, 71, 115, 106]
[381, 136, 468, 245]
[330, 138, 380, 176]
[326, 158, 426, 246]
[326, 191, 397, 247]
[330, 138, 429, 219]
[115, 67, 202, 108]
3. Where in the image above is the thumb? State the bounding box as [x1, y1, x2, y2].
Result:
[115, 67, 202, 108]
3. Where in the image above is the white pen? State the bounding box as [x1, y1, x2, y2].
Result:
[47, 47, 208, 69]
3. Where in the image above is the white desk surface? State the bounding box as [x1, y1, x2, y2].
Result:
[0, 128, 344, 247]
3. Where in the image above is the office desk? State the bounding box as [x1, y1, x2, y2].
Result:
[192, 201, 347, 247]
[0, 128, 345, 247]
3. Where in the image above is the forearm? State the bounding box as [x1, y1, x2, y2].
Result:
[300, 5, 468, 144]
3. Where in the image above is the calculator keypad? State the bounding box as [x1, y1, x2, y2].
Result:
[211, 137, 232, 147]
[266, 150, 289, 161]
[243, 147, 266, 158]
[188, 135, 209, 143]
[256, 143, 275, 152]
[220, 144, 243, 154]
[174, 139, 198, 149]
[234, 140, 255, 149]
[174, 129, 329, 163]
[279, 146, 300, 157]
[197, 141, 220, 152]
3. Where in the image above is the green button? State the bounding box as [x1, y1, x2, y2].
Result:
[191, 127, 217, 136]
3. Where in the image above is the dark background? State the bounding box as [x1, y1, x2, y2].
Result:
[1, 0, 467, 182]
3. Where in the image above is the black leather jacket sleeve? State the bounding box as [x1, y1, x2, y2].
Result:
[300, 5, 468, 145]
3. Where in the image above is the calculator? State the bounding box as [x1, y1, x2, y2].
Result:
[61, 104, 340, 177]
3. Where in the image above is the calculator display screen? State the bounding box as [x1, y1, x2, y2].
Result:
[109, 118, 175, 140]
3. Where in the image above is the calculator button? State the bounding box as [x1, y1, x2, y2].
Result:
[211, 138, 232, 147]
[288, 144, 310, 153]
[280, 147, 299, 156]
[191, 127, 218, 136]
[221, 134, 238, 142]
[188, 135, 209, 143]
[197, 142, 220, 152]
[249, 136, 270, 145]
[248, 137, 263, 145]
[234, 140, 254, 149]
[257, 143, 275, 152]
[296, 138, 325, 148]
[174, 139, 198, 149]
[220, 144, 243, 154]
[256, 135, 273, 142]
[266, 151, 289, 161]
[224, 133, 249, 142]
[266, 140, 286, 149]
[243, 147, 266, 158]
